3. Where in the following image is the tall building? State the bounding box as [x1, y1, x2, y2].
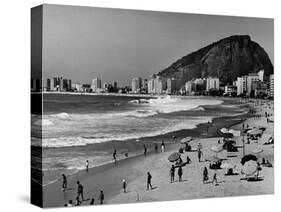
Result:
[167, 78, 177, 94]
[131, 77, 142, 93]
[185, 81, 193, 94]
[270, 74, 274, 97]
[91, 77, 101, 92]
[258, 70, 264, 82]
[237, 76, 247, 95]
[206, 77, 219, 91]
[247, 73, 260, 95]
[148, 79, 154, 94]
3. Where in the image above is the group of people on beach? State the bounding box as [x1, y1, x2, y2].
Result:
[62, 178, 105, 207]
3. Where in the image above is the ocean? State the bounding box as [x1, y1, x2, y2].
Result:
[31, 94, 248, 185]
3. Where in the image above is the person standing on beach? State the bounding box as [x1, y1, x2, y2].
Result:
[98, 190, 104, 204]
[143, 144, 147, 156]
[62, 174, 67, 191]
[147, 172, 153, 190]
[113, 149, 117, 164]
[122, 179, 127, 193]
[161, 141, 165, 153]
[178, 166, 183, 182]
[77, 181, 84, 202]
[203, 167, 208, 183]
[169, 165, 175, 183]
[86, 160, 89, 172]
[154, 143, 158, 153]
[197, 149, 203, 162]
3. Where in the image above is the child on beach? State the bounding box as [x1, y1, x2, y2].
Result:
[77, 181, 84, 202]
[147, 172, 153, 190]
[169, 165, 175, 183]
[154, 143, 158, 153]
[62, 174, 67, 191]
[122, 179, 127, 193]
[99, 190, 104, 204]
[90, 198, 95, 205]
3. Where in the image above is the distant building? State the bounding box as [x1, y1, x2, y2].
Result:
[185, 81, 193, 94]
[237, 76, 247, 95]
[258, 70, 264, 82]
[224, 85, 237, 96]
[148, 79, 154, 94]
[131, 77, 142, 93]
[247, 73, 260, 95]
[167, 78, 177, 94]
[269, 74, 274, 97]
[157, 78, 167, 94]
[72, 83, 82, 92]
[206, 77, 219, 91]
[50, 78, 55, 91]
[91, 77, 101, 92]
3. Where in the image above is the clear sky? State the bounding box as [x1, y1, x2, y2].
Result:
[42, 4, 274, 86]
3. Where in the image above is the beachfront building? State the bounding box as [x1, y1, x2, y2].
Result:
[236, 76, 247, 95]
[141, 78, 148, 94]
[131, 77, 142, 93]
[258, 69, 265, 82]
[269, 74, 274, 97]
[185, 81, 193, 94]
[206, 77, 219, 91]
[148, 78, 155, 94]
[72, 83, 82, 92]
[224, 85, 237, 96]
[247, 73, 260, 95]
[91, 77, 102, 92]
[167, 78, 177, 94]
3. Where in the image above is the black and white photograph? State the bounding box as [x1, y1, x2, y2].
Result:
[30, 3, 274, 209]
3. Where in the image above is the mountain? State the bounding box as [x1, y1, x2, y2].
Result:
[157, 35, 273, 85]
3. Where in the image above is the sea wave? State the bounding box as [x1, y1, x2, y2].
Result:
[37, 117, 212, 148]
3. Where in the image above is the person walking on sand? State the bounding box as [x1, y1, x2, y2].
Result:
[77, 181, 84, 202]
[169, 165, 175, 183]
[86, 160, 89, 172]
[113, 149, 117, 164]
[161, 141, 165, 153]
[212, 173, 218, 185]
[62, 174, 67, 191]
[147, 172, 153, 190]
[178, 166, 183, 182]
[197, 148, 203, 162]
[143, 144, 147, 156]
[203, 167, 208, 184]
[122, 179, 127, 193]
[98, 190, 104, 204]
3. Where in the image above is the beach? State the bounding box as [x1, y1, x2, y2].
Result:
[41, 97, 274, 207]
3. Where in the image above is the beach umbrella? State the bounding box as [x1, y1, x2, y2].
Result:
[205, 156, 222, 162]
[220, 128, 229, 134]
[210, 145, 224, 154]
[241, 160, 258, 176]
[168, 152, 181, 162]
[180, 136, 192, 144]
[241, 154, 258, 165]
[221, 163, 235, 169]
[252, 147, 264, 154]
[247, 129, 263, 136]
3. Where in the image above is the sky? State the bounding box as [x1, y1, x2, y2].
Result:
[42, 4, 274, 86]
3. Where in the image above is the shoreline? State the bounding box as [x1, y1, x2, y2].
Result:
[42, 107, 251, 207]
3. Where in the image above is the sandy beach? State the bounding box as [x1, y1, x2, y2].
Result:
[42, 99, 274, 208]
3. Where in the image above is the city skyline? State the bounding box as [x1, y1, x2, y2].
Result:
[42, 4, 273, 86]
